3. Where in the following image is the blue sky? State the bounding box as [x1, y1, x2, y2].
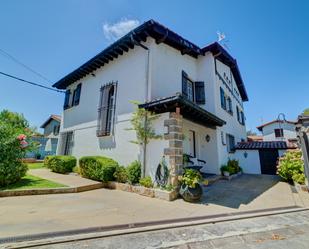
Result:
[0, 0, 308, 133]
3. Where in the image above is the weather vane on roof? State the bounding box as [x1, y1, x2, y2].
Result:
[216, 31, 230, 51]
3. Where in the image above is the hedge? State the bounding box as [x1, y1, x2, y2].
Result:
[45, 155, 77, 174]
[79, 156, 119, 182]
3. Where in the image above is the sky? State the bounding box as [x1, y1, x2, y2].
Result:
[0, 0, 308, 133]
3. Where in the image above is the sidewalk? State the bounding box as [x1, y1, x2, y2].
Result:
[28, 169, 101, 188]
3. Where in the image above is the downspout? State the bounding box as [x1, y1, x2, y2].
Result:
[131, 34, 151, 177]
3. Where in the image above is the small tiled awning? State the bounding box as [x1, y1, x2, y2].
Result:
[235, 141, 297, 150]
[139, 94, 226, 129]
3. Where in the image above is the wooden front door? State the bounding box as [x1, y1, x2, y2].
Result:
[259, 149, 279, 175]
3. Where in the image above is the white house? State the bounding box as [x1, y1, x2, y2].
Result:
[232, 118, 298, 175]
[53, 20, 249, 182]
[257, 119, 297, 142]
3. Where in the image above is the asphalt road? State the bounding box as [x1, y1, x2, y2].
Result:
[29, 210, 309, 249]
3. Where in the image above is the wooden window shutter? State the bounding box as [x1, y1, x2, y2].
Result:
[73, 84, 82, 106]
[236, 106, 240, 122]
[220, 87, 226, 109]
[63, 90, 71, 109]
[182, 71, 188, 98]
[194, 81, 205, 104]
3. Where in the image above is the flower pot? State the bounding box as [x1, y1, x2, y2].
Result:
[179, 184, 203, 202]
[223, 171, 230, 177]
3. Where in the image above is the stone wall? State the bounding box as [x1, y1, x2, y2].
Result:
[164, 108, 183, 187]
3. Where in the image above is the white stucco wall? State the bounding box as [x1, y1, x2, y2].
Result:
[213, 59, 247, 168]
[58, 39, 153, 166]
[261, 122, 297, 141]
[145, 113, 169, 180]
[183, 119, 219, 174]
[232, 150, 261, 174]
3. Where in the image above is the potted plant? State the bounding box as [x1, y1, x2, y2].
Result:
[179, 169, 203, 202]
[220, 165, 230, 176]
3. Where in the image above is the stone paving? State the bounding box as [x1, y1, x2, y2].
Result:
[0, 174, 308, 240]
[31, 210, 309, 249]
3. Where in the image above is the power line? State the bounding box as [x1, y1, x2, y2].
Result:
[0, 71, 64, 93]
[0, 48, 52, 83]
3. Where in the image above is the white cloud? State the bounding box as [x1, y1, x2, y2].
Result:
[103, 18, 140, 41]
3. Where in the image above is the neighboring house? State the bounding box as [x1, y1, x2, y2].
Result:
[26, 115, 61, 159]
[233, 119, 298, 175]
[53, 20, 249, 178]
[40, 114, 61, 138]
[256, 119, 297, 142]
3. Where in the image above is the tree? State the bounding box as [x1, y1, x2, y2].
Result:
[127, 102, 162, 177]
[0, 109, 36, 186]
[303, 108, 309, 116]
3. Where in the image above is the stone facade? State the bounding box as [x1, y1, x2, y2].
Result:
[164, 108, 183, 187]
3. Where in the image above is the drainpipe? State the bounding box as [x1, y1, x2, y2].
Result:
[130, 34, 151, 177]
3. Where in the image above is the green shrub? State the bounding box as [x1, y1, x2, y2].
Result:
[227, 159, 241, 174]
[220, 165, 229, 174]
[0, 110, 36, 186]
[44, 156, 52, 167]
[139, 176, 153, 188]
[277, 150, 305, 184]
[126, 160, 141, 184]
[46, 155, 76, 174]
[113, 166, 128, 183]
[79, 156, 118, 182]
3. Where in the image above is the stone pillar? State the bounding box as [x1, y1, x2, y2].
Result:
[164, 108, 183, 188]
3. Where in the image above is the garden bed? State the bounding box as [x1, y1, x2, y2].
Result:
[103, 181, 178, 201]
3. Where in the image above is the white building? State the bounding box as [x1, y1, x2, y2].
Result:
[53, 20, 249, 180]
[257, 120, 297, 142]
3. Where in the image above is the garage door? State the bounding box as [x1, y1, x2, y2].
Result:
[259, 149, 279, 175]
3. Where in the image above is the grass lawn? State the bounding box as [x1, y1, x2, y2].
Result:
[27, 162, 45, 169]
[0, 174, 67, 191]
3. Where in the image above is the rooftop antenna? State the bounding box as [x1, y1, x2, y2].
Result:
[217, 31, 230, 51]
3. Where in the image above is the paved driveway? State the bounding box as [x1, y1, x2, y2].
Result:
[0, 175, 308, 239]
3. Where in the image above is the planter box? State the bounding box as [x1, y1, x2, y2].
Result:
[104, 181, 178, 201]
[221, 171, 242, 181]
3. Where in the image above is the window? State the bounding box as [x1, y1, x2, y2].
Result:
[72, 83, 82, 106]
[274, 128, 284, 138]
[236, 106, 240, 122]
[226, 134, 235, 153]
[53, 125, 60, 136]
[60, 131, 74, 155]
[227, 97, 233, 114]
[182, 71, 205, 104]
[97, 83, 117, 137]
[220, 87, 226, 110]
[63, 90, 71, 110]
[240, 111, 245, 125]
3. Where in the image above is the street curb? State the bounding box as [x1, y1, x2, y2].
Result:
[2, 206, 308, 248]
[0, 183, 103, 197]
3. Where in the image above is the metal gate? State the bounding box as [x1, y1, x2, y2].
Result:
[259, 149, 279, 175]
